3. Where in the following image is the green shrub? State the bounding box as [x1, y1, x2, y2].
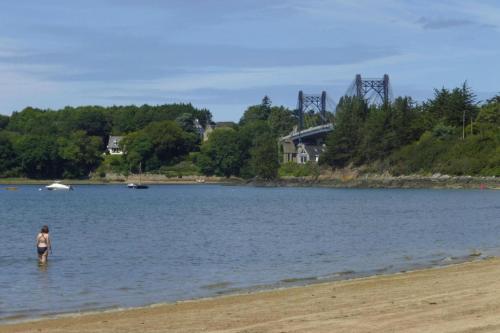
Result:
[388, 131, 454, 175]
[160, 160, 200, 177]
[96, 154, 129, 176]
[278, 162, 319, 178]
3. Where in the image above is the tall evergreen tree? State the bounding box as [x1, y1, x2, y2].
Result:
[321, 96, 366, 168]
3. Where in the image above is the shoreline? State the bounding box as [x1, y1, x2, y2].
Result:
[253, 174, 500, 190]
[1, 174, 499, 189]
[1, 252, 480, 325]
[3, 256, 500, 332]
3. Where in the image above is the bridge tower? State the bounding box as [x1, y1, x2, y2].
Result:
[297, 90, 328, 130]
[353, 74, 391, 105]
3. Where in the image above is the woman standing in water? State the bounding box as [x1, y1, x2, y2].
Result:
[36, 225, 51, 264]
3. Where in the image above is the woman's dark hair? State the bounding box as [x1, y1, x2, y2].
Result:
[41, 225, 49, 233]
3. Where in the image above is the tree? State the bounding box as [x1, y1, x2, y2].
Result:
[7, 107, 58, 136]
[239, 96, 273, 126]
[476, 100, 500, 135]
[148, 121, 197, 164]
[58, 131, 103, 178]
[357, 97, 423, 164]
[267, 106, 296, 137]
[0, 115, 9, 130]
[197, 128, 241, 177]
[1, 103, 214, 178]
[14, 135, 62, 179]
[122, 121, 196, 172]
[121, 132, 154, 172]
[250, 134, 279, 180]
[175, 113, 196, 133]
[0, 132, 16, 176]
[358, 105, 394, 164]
[486, 94, 500, 105]
[425, 82, 478, 128]
[321, 96, 367, 168]
[62, 107, 110, 139]
[391, 97, 424, 145]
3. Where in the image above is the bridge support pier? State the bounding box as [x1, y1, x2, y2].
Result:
[281, 139, 297, 163]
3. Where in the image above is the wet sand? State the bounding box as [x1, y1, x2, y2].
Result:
[3, 257, 500, 333]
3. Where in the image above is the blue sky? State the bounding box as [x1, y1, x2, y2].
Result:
[1, 0, 500, 121]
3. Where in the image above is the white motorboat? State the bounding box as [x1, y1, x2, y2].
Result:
[127, 183, 148, 189]
[46, 181, 73, 191]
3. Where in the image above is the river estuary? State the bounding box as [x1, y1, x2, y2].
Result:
[1, 185, 499, 322]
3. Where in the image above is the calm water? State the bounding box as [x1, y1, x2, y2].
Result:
[0, 185, 499, 322]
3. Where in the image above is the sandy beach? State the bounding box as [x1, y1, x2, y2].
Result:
[3, 257, 500, 333]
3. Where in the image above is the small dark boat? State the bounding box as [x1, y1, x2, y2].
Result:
[127, 162, 149, 189]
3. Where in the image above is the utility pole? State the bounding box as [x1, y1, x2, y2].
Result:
[462, 109, 466, 140]
[470, 111, 473, 135]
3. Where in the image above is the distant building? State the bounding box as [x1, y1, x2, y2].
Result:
[106, 136, 124, 155]
[203, 122, 237, 142]
[280, 125, 329, 164]
[203, 125, 214, 142]
[296, 143, 325, 164]
[194, 118, 204, 137]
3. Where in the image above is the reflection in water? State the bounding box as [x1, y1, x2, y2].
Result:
[36, 261, 51, 292]
[37, 261, 48, 272]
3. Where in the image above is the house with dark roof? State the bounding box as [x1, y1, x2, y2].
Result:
[296, 143, 325, 164]
[106, 136, 124, 155]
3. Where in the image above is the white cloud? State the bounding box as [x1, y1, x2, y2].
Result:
[454, 1, 500, 29]
[139, 52, 417, 93]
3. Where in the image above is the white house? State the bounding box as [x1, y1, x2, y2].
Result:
[106, 136, 124, 155]
[296, 143, 325, 164]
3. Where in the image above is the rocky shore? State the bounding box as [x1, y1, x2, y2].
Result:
[251, 173, 500, 189]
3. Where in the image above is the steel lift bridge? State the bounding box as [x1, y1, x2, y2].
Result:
[280, 74, 392, 163]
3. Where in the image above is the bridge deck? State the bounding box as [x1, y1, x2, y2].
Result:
[280, 123, 333, 142]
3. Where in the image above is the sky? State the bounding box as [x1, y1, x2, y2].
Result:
[1, 0, 500, 121]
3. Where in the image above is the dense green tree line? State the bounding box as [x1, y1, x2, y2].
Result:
[321, 83, 499, 176]
[0, 84, 498, 180]
[195, 97, 293, 180]
[0, 103, 211, 178]
[122, 121, 198, 173]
